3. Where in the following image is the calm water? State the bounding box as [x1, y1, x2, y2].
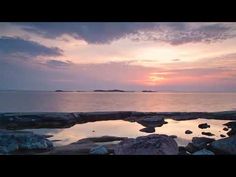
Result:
[0, 91, 236, 112]
[26, 119, 231, 146]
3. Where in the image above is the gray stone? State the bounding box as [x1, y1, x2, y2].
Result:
[90, 145, 109, 155]
[0, 130, 53, 154]
[192, 137, 215, 149]
[137, 116, 167, 128]
[140, 127, 155, 133]
[114, 134, 178, 155]
[192, 149, 215, 155]
[198, 123, 210, 129]
[185, 130, 193, 134]
[210, 135, 236, 154]
[202, 132, 215, 136]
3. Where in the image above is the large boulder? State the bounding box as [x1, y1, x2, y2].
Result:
[210, 135, 236, 154]
[185, 137, 215, 153]
[114, 134, 178, 155]
[0, 130, 53, 154]
[137, 116, 167, 128]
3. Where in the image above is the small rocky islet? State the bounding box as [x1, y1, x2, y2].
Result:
[0, 111, 236, 155]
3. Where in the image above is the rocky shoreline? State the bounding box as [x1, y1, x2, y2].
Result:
[0, 111, 236, 155]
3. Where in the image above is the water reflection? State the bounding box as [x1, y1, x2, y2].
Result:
[26, 118, 232, 147]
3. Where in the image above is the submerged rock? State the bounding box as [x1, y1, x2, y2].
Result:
[192, 149, 215, 155]
[0, 130, 53, 154]
[114, 134, 178, 155]
[210, 135, 236, 154]
[198, 123, 210, 129]
[90, 145, 109, 155]
[223, 127, 229, 131]
[137, 116, 167, 128]
[139, 127, 155, 133]
[202, 132, 215, 136]
[185, 130, 193, 134]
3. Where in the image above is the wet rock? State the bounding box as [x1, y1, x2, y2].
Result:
[185, 130, 192, 134]
[90, 145, 109, 155]
[114, 134, 178, 155]
[137, 116, 167, 128]
[198, 123, 210, 129]
[170, 135, 177, 139]
[192, 149, 215, 155]
[220, 134, 226, 138]
[76, 136, 128, 143]
[223, 127, 229, 131]
[224, 121, 236, 136]
[140, 127, 155, 133]
[202, 132, 215, 136]
[210, 135, 236, 154]
[0, 130, 53, 154]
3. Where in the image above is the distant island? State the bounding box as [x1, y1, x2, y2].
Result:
[54, 89, 157, 93]
[93, 89, 134, 92]
[142, 90, 158, 92]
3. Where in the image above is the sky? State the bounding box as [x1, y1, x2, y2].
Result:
[0, 22, 236, 91]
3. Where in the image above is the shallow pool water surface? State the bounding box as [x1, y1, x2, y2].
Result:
[25, 118, 233, 147]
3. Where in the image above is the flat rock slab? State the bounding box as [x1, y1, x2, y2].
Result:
[114, 134, 178, 155]
[0, 113, 78, 130]
[0, 111, 236, 130]
[0, 130, 53, 155]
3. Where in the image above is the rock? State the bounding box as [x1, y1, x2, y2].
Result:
[75, 136, 128, 143]
[220, 134, 226, 138]
[192, 149, 215, 155]
[192, 137, 215, 149]
[137, 116, 167, 128]
[198, 123, 210, 129]
[170, 135, 177, 139]
[178, 146, 189, 155]
[185, 143, 199, 153]
[210, 135, 236, 154]
[114, 134, 178, 155]
[0, 130, 53, 154]
[202, 132, 215, 136]
[224, 121, 236, 136]
[223, 127, 229, 131]
[140, 127, 155, 133]
[0, 113, 78, 130]
[90, 145, 109, 155]
[185, 130, 192, 134]
[185, 137, 215, 153]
